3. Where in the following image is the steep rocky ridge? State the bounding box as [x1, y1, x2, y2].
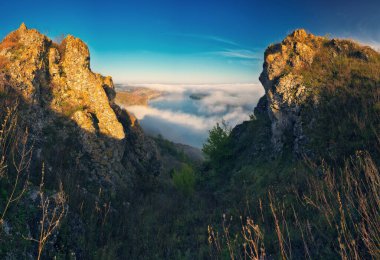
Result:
[0, 23, 164, 258]
[216, 28, 380, 219]
[203, 29, 380, 259]
[0, 23, 160, 185]
[258, 29, 380, 156]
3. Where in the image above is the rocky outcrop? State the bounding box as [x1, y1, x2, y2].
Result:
[259, 29, 324, 153]
[258, 29, 380, 155]
[0, 24, 165, 258]
[0, 23, 161, 185]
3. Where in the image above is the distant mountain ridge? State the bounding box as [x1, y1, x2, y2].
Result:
[115, 87, 161, 107]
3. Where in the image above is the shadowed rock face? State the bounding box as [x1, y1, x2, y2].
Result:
[0, 24, 164, 258]
[0, 23, 161, 185]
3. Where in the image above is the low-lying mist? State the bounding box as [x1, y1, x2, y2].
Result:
[118, 83, 264, 148]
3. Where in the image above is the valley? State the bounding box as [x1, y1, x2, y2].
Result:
[0, 22, 379, 260]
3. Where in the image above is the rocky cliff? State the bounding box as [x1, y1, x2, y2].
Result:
[258, 29, 380, 156]
[259, 29, 319, 153]
[1, 25, 379, 259]
[204, 30, 380, 259]
[0, 23, 165, 258]
[0, 23, 160, 186]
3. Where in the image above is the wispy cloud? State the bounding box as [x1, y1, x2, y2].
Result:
[166, 33, 241, 47]
[346, 37, 380, 52]
[165, 33, 262, 60]
[361, 40, 380, 52]
[212, 49, 261, 59]
[334, 32, 380, 53]
[203, 35, 241, 47]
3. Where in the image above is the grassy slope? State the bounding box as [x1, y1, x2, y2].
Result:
[203, 38, 380, 258]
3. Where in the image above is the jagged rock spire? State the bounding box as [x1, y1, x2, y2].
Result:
[290, 29, 308, 39]
[19, 22, 27, 31]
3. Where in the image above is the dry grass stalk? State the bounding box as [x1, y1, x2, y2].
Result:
[24, 165, 67, 260]
[241, 216, 266, 260]
[0, 104, 31, 228]
[209, 149, 380, 259]
[304, 151, 380, 259]
[268, 191, 289, 260]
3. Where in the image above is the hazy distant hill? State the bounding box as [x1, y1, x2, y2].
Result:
[115, 87, 161, 106]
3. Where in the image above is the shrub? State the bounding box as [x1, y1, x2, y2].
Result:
[202, 121, 231, 167]
[172, 163, 196, 196]
[60, 100, 87, 118]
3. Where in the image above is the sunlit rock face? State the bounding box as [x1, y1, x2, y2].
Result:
[259, 29, 324, 153]
[0, 23, 160, 184]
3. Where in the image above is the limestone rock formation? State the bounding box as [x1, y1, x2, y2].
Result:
[258, 29, 380, 155]
[259, 29, 321, 153]
[0, 23, 161, 185]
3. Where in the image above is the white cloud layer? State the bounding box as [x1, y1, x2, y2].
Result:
[118, 83, 264, 147]
[127, 105, 211, 131]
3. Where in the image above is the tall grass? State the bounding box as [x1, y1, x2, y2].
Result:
[209, 150, 380, 259]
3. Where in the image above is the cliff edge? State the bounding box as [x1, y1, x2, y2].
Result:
[258, 29, 380, 156]
[0, 23, 161, 185]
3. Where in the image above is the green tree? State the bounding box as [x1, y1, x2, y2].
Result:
[202, 121, 231, 166]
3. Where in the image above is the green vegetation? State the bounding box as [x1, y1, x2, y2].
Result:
[301, 41, 380, 91]
[203, 39, 380, 259]
[208, 149, 380, 259]
[172, 163, 196, 196]
[202, 121, 231, 168]
[154, 134, 188, 162]
[297, 40, 380, 162]
[60, 101, 88, 118]
[0, 27, 379, 259]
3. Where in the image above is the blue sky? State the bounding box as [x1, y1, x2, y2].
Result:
[1, 0, 380, 84]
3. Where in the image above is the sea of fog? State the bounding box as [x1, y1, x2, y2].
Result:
[117, 83, 264, 148]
